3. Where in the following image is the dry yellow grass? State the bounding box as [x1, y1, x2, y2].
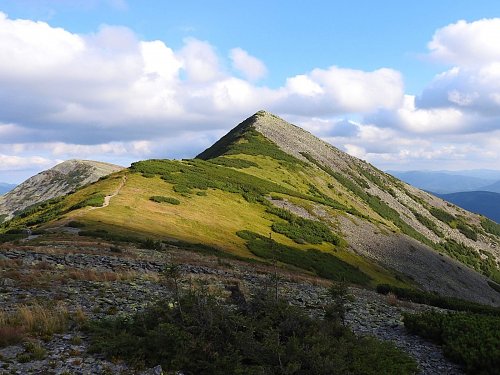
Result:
[0, 302, 69, 342]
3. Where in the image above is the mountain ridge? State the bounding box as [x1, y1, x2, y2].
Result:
[0, 159, 123, 222]
[2, 111, 500, 306]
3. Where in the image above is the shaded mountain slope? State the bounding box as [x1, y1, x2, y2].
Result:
[0, 160, 123, 222]
[2, 111, 500, 305]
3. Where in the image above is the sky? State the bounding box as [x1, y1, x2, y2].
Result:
[1, 0, 500, 183]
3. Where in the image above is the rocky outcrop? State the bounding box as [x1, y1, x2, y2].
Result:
[0, 160, 123, 221]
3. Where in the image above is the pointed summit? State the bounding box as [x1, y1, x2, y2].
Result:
[196, 110, 273, 160]
[197, 110, 358, 172]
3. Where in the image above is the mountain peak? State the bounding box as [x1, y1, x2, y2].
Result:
[197, 110, 311, 160]
[0, 159, 123, 220]
[197, 110, 358, 173]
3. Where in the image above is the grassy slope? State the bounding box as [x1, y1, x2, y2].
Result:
[4, 122, 412, 288]
[47, 163, 406, 287]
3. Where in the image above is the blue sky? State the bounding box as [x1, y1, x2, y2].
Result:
[1, 0, 500, 183]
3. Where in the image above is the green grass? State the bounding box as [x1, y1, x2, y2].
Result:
[150, 196, 180, 205]
[237, 230, 371, 285]
[403, 311, 500, 374]
[86, 289, 417, 374]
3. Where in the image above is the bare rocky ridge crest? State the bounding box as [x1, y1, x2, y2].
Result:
[0, 160, 123, 221]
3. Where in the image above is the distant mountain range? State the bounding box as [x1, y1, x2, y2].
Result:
[387, 170, 500, 223]
[436, 191, 500, 223]
[0, 182, 16, 195]
[387, 170, 500, 194]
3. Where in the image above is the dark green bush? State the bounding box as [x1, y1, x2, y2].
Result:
[481, 218, 500, 236]
[237, 230, 371, 285]
[67, 221, 86, 228]
[209, 157, 259, 169]
[376, 284, 500, 315]
[267, 206, 341, 245]
[149, 196, 180, 205]
[0, 233, 26, 243]
[429, 207, 455, 225]
[411, 210, 442, 236]
[403, 311, 500, 374]
[438, 240, 500, 283]
[87, 291, 417, 374]
[456, 221, 477, 241]
[71, 194, 105, 209]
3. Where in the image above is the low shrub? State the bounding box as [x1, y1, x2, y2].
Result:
[149, 196, 180, 205]
[86, 290, 417, 374]
[411, 210, 442, 236]
[456, 221, 477, 241]
[71, 193, 105, 210]
[267, 206, 342, 245]
[429, 207, 455, 225]
[376, 284, 500, 315]
[403, 311, 500, 374]
[237, 230, 371, 285]
[67, 221, 86, 228]
[481, 218, 500, 236]
[438, 240, 500, 283]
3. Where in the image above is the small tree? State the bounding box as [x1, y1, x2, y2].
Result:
[324, 281, 354, 325]
[161, 263, 183, 318]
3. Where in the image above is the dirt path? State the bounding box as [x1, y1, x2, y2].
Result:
[91, 175, 126, 210]
[45, 176, 127, 233]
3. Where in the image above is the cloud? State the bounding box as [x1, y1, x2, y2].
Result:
[1, 12, 500, 181]
[0, 12, 405, 148]
[229, 48, 267, 81]
[368, 18, 500, 137]
[428, 18, 500, 66]
[279, 66, 403, 115]
[0, 154, 54, 171]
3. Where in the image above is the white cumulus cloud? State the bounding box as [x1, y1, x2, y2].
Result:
[229, 48, 267, 81]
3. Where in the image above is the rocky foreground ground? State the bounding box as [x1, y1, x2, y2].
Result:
[0, 234, 463, 374]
